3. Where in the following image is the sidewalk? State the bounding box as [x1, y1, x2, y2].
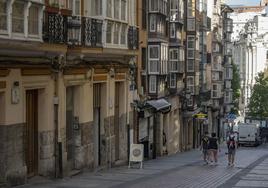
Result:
[20, 145, 229, 188]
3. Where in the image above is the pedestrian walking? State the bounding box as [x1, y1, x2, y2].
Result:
[208, 132, 220, 165]
[227, 130, 238, 167]
[200, 131, 210, 164]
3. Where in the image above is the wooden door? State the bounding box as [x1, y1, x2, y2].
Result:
[25, 90, 38, 177]
[114, 82, 120, 161]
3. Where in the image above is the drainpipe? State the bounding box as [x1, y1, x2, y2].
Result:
[53, 55, 64, 178]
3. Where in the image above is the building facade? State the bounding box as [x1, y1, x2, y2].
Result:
[0, 0, 138, 186]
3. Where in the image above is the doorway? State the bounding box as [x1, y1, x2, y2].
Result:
[114, 82, 121, 161]
[25, 90, 38, 177]
[66, 86, 75, 170]
[93, 83, 101, 167]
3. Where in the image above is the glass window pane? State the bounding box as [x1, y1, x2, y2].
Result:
[114, 0, 120, 19]
[106, 21, 112, 43]
[121, 0, 126, 20]
[12, 1, 24, 33]
[107, 0, 112, 17]
[0, 0, 7, 31]
[28, 5, 39, 35]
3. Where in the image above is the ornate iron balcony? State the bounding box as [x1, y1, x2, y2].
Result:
[128, 26, 139, 50]
[81, 17, 103, 47]
[43, 12, 68, 44]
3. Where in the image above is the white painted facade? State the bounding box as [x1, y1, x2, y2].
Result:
[232, 12, 268, 114]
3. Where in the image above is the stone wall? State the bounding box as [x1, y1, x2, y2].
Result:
[39, 130, 55, 177]
[119, 113, 128, 161]
[80, 122, 94, 169]
[0, 123, 27, 186]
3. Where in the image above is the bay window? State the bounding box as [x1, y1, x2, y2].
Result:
[148, 45, 159, 74]
[187, 76, 194, 94]
[187, 36, 195, 59]
[169, 49, 178, 72]
[12, 1, 25, 33]
[187, 0, 195, 17]
[149, 75, 157, 93]
[28, 5, 39, 35]
[170, 23, 176, 38]
[170, 73, 176, 88]
[187, 18, 195, 31]
[0, 0, 7, 31]
[187, 59, 194, 72]
[150, 14, 156, 32]
[212, 84, 221, 98]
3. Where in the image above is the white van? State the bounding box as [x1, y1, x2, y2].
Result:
[238, 123, 261, 146]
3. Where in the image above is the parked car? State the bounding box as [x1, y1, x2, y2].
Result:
[238, 123, 261, 146]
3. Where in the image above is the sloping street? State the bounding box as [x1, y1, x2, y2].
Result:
[19, 144, 268, 188]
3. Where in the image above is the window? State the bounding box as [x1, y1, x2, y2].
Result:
[0, 0, 7, 31]
[121, 0, 126, 21]
[179, 48, 184, 61]
[49, 0, 60, 7]
[142, 0, 147, 29]
[161, 44, 168, 74]
[142, 48, 147, 70]
[225, 91, 232, 103]
[113, 22, 120, 44]
[74, 0, 80, 15]
[187, 18, 195, 31]
[187, 36, 195, 59]
[150, 14, 156, 32]
[107, 0, 112, 17]
[150, 0, 158, 11]
[187, 76, 194, 94]
[170, 0, 178, 21]
[225, 80, 231, 88]
[179, 0, 184, 20]
[169, 49, 178, 72]
[149, 76, 157, 93]
[120, 24, 127, 45]
[212, 72, 219, 80]
[187, 0, 195, 17]
[114, 0, 120, 19]
[148, 45, 159, 74]
[187, 59, 194, 72]
[170, 23, 176, 38]
[225, 67, 233, 79]
[90, 0, 102, 15]
[212, 84, 220, 98]
[29, 5, 39, 36]
[170, 73, 176, 88]
[12, 1, 24, 33]
[106, 21, 113, 43]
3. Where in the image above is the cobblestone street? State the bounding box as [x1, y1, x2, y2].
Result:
[19, 144, 268, 188]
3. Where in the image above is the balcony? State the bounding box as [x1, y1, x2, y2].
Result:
[81, 17, 103, 47]
[43, 12, 103, 47]
[43, 12, 68, 44]
[128, 26, 139, 50]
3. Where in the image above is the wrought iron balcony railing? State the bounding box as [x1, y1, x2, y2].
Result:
[128, 26, 139, 50]
[43, 12, 68, 44]
[43, 12, 103, 47]
[81, 17, 103, 47]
